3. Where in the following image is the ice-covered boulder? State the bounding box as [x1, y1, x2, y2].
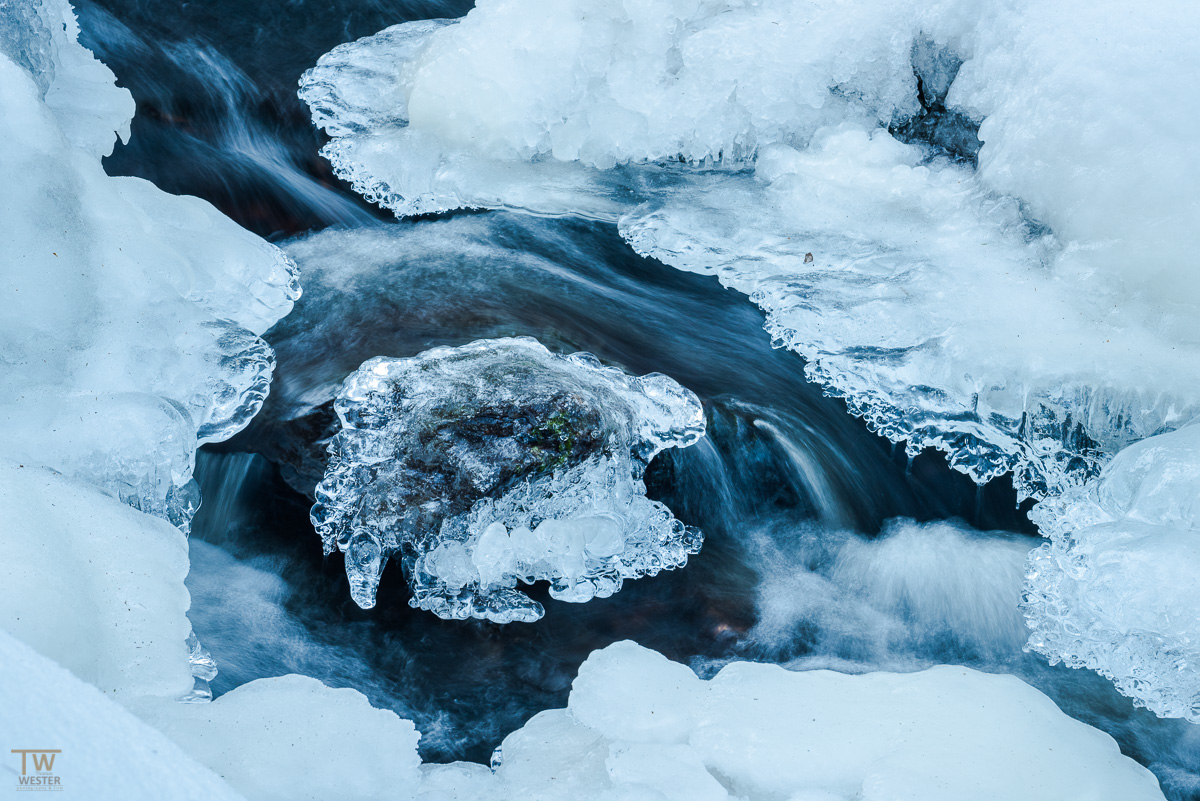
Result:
[1, 0, 299, 526]
[300, 0, 1200, 501]
[311, 337, 705, 621]
[1023, 425, 1200, 722]
[0, 630, 246, 801]
[0, 460, 195, 700]
[423, 641, 1166, 800]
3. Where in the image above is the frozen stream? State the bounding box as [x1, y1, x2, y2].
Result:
[29, 0, 1196, 795]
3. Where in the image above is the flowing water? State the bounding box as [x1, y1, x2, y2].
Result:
[77, 0, 1200, 795]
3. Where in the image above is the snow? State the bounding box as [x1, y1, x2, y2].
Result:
[0, 460, 195, 700]
[0, 1, 1194, 798]
[0, 458, 423, 801]
[0, 625, 420, 801]
[301, 0, 1200, 717]
[1023, 424, 1200, 722]
[132, 675, 423, 801]
[300, 0, 1200, 501]
[420, 641, 1167, 800]
[0, 620, 1172, 801]
[312, 337, 705, 620]
[1, 0, 299, 526]
[689, 658, 1159, 801]
[0, 630, 245, 801]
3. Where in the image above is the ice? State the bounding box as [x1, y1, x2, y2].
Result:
[301, 0, 1200, 500]
[0, 630, 246, 801]
[1, 0, 299, 526]
[0, 0, 132, 157]
[569, 642, 703, 744]
[422, 641, 1166, 800]
[0, 460, 196, 700]
[132, 675, 423, 801]
[1023, 425, 1200, 722]
[298, 0, 931, 216]
[311, 337, 705, 620]
[621, 129, 1200, 500]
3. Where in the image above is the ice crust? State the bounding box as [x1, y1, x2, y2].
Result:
[311, 337, 706, 621]
[428, 641, 1165, 800]
[1, 0, 299, 526]
[300, 0, 1200, 501]
[1023, 424, 1200, 722]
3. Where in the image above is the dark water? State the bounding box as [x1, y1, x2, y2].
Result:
[78, 0, 1200, 795]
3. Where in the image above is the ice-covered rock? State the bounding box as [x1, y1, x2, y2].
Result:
[132, 675, 423, 801]
[1, 0, 299, 526]
[1023, 425, 1200, 722]
[422, 640, 1166, 800]
[0, 630, 246, 801]
[300, 0, 1200, 500]
[0, 460, 196, 700]
[311, 337, 705, 621]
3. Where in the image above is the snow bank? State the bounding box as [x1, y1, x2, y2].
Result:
[0, 460, 195, 700]
[0, 631, 245, 801]
[1024, 424, 1200, 722]
[300, 0, 1200, 500]
[1, 0, 299, 526]
[0, 463, 422, 799]
[312, 337, 705, 620]
[133, 675, 422, 801]
[424, 641, 1166, 800]
[0, 626, 1171, 800]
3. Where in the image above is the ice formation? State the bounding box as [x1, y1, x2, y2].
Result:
[300, 0, 1200, 501]
[1023, 425, 1200, 722]
[302, 0, 1200, 718]
[1, 0, 299, 526]
[312, 337, 706, 620]
[0, 0, 1193, 796]
[426, 641, 1165, 800]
